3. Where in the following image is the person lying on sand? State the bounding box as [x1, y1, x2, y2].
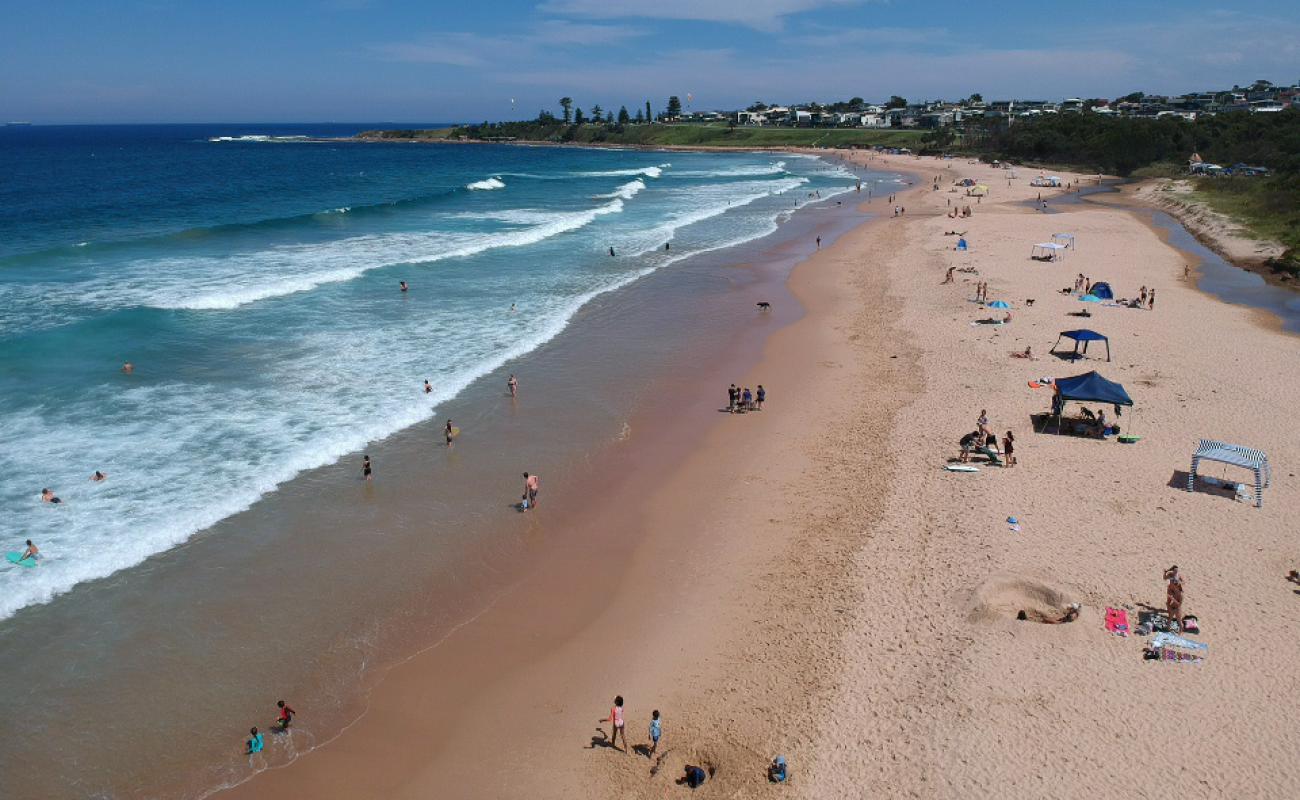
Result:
[1011, 346, 1034, 359]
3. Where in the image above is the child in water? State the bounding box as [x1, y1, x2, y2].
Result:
[276, 700, 295, 731]
[246, 727, 264, 755]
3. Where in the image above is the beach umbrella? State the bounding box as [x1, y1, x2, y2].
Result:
[988, 300, 1011, 309]
[1080, 294, 1101, 303]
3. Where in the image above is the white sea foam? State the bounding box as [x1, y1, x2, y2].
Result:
[466, 177, 505, 190]
[208, 135, 310, 143]
[0, 153, 862, 620]
[673, 161, 787, 178]
[595, 179, 646, 200]
[574, 164, 665, 179]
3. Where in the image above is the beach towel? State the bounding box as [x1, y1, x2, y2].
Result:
[1104, 607, 1129, 636]
[1157, 647, 1203, 664]
[1150, 632, 1208, 652]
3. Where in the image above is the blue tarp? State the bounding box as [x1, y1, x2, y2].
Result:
[1054, 371, 1132, 405]
[1090, 282, 1114, 299]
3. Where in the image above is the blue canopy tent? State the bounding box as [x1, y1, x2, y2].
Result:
[1043, 371, 1133, 435]
[1090, 281, 1114, 300]
[1053, 329, 1110, 361]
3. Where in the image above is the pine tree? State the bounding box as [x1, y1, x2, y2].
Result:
[645, 101, 653, 124]
[559, 97, 573, 124]
[618, 106, 630, 125]
[666, 96, 682, 119]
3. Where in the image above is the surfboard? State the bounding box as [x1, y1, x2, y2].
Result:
[6, 552, 37, 568]
[450, 427, 461, 439]
[945, 465, 979, 472]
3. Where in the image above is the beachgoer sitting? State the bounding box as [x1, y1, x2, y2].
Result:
[1011, 346, 1033, 359]
[679, 765, 708, 788]
[769, 756, 789, 783]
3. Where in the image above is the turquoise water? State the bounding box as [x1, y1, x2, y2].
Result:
[0, 124, 863, 621]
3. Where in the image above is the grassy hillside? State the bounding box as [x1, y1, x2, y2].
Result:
[357, 122, 923, 149]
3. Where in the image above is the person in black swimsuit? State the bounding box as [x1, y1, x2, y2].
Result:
[362, 455, 372, 481]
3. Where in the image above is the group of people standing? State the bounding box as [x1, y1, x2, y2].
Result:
[726, 383, 765, 413]
[958, 409, 1016, 467]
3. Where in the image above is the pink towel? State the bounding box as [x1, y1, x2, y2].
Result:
[1104, 607, 1129, 636]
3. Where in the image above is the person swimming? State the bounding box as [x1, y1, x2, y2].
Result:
[423, 380, 432, 394]
[121, 362, 134, 375]
[91, 470, 107, 482]
[19, 539, 39, 563]
[399, 281, 408, 292]
[40, 488, 61, 504]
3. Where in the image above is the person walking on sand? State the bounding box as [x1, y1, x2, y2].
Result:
[648, 709, 662, 757]
[600, 695, 628, 752]
[275, 700, 296, 731]
[1148, 288, 1156, 310]
[1002, 430, 1016, 466]
[815, 236, 821, 249]
[742, 386, 753, 410]
[977, 409, 990, 437]
[445, 420, 455, 447]
[362, 455, 372, 481]
[728, 383, 738, 412]
[508, 374, 518, 398]
[756, 385, 766, 409]
[942, 266, 955, 284]
[522, 472, 539, 510]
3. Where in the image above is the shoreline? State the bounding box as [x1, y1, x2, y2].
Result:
[217, 166, 924, 798]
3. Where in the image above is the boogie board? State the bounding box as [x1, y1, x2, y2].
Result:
[6, 552, 37, 568]
[450, 427, 461, 439]
[945, 465, 979, 472]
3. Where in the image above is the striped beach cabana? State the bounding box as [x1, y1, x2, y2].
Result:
[1188, 439, 1271, 508]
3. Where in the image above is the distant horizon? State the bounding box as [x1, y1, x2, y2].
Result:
[4, 1, 1297, 124]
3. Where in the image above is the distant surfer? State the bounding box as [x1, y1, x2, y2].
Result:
[19, 540, 39, 563]
[609, 246, 616, 257]
[424, 380, 433, 394]
[121, 361, 134, 375]
[445, 420, 455, 447]
[246, 727, 264, 756]
[275, 700, 296, 731]
[362, 455, 372, 481]
[508, 374, 518, 398]
[664, 242, 670, 251]
[40, 488, 61, 504]
[400, 281, 408, 293]
[522, 472, 539, 510]
[510, 303, 516, 313]
[91, 470, 107, 482]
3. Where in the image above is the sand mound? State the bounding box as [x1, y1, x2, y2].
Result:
[970, 574, 1075, 624]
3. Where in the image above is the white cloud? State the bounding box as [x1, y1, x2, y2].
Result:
[539, 0, 864, 31]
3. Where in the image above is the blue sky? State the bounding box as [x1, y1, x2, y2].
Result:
[2, 0, 1297, 123]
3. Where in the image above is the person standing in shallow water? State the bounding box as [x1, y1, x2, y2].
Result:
[362, 455, 372, 481]
[445, 420, 455, 448]
[508, 374, 518, 398]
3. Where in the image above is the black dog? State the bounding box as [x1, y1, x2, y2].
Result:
[756, 302, 771, 311]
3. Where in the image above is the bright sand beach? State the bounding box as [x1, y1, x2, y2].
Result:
[218, 153, 1300, 799]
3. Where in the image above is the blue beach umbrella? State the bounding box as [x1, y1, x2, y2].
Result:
[988, 300, 1011, 309]
[1080, 294, 1101, 303]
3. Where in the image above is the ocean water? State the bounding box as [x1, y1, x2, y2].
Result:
[0, 124, 861, 622]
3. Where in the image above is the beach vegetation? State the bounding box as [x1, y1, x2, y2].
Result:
[618, 106, 630, 125]
[887, 95, 908, 109]
[645, 101, 653, 124]
[666, 96, 683, 120]
[559, 97, 573, 124]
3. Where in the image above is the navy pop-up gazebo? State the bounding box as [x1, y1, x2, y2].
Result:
[1053, 329, 1111, 361]
[1044, 371, 1134, 434]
